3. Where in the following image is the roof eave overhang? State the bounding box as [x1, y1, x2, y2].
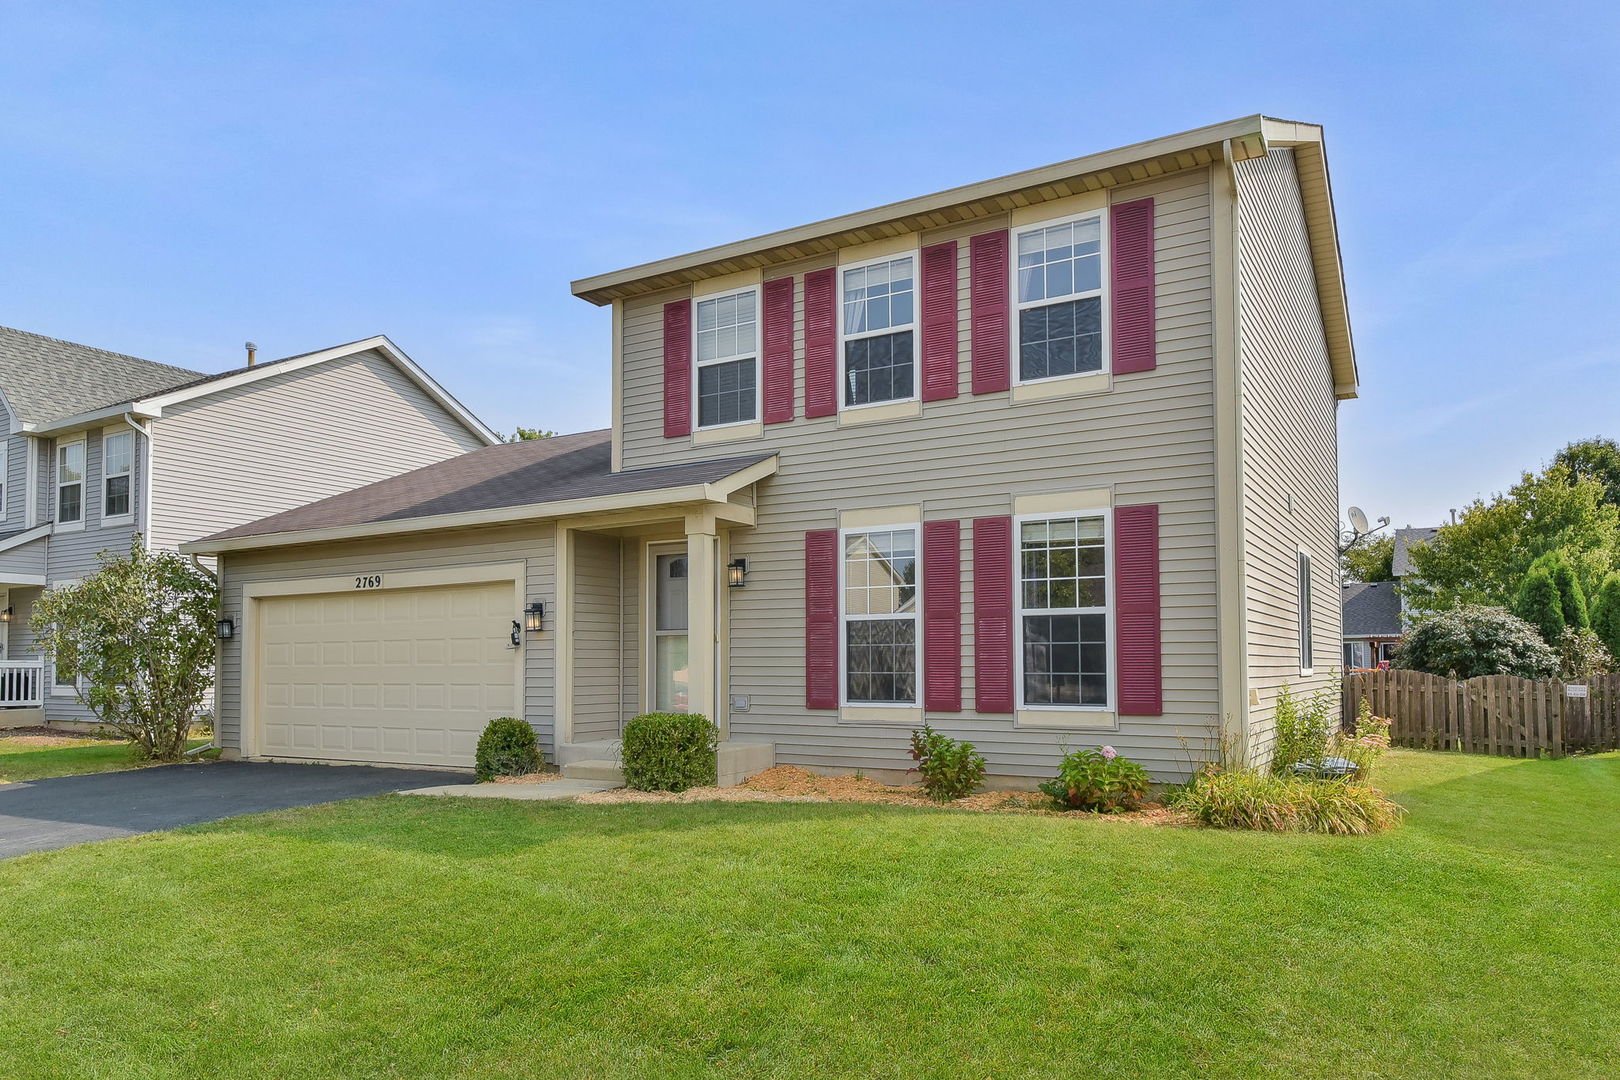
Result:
[181, 455, 779, 556]
[570, 114, 1277, 306]
[23, 404, 156, 437]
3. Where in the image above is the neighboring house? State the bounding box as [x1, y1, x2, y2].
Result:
[1340, 525, 1439, 667]
[185, 114, 1357, 782]
[0, 326, 496, 724]
[1342, 581, 1400, 668]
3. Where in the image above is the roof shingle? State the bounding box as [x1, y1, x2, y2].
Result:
[197, 429, 774, 544]
[0, 325, 202, 426]
[1342, 581, 1402, 638]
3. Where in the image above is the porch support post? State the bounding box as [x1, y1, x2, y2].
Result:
[684, 514, 718, 725]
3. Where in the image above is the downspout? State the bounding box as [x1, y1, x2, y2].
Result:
[121, 413, 154, 544]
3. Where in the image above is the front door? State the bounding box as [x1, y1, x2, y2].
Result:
[648, 544, 689, 713]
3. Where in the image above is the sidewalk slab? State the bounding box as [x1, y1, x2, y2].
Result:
[397, 779, 619, 800]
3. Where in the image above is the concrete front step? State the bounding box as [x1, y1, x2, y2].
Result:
[554, 738, 776, 788]
[560, 759, 625, 783]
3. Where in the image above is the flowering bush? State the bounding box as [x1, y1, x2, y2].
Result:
[1039, 745, 1150, 812]
[1326, 698, 1392, 783]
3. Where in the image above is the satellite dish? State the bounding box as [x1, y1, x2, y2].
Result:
[1348, 506, 1370, 534]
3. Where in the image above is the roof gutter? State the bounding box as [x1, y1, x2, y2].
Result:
[24, 403, 158, 438]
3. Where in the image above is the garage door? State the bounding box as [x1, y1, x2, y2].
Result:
[257, 581, 517, 767]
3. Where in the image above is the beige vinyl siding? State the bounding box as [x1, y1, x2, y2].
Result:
[214, 523, 558, 758]
[38, 428, 142, 723]
[147, 349, 487, 554]
[1235, 147, 1342, 763]
[571, 530, 625, 741]
[615, 169, 1220, 780]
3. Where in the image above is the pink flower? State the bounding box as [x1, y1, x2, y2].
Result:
[1100, 745, 1118, 760]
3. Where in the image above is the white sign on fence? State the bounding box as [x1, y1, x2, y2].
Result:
[1566, 684, 1589, 698]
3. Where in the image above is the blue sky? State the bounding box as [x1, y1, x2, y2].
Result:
[3, 1, 1616, 531]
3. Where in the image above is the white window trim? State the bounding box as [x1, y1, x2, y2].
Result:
[837, 521, 922, 710]
[837, 248, 921, 413]
[49, 578, 82, 696]
[0, 441, 8, 523]
[1010, 206, 1111, 389]
[1298, 548, 1315, 676]
[691, 285, 763, 432]
[55, 437, 86, 532]
[100, 426, 134, 525]
[1013, 507, 1115, 715]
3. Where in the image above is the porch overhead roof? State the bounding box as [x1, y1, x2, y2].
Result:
[1343, 581, 1401, 638]
[182, 429, 777, 554]
[569, 114, 1357, 399]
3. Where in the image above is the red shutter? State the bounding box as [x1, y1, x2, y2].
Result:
[1110, 197, 1157, 374]
[805, 528, 839, 709]
[762, 276, 796, 424]
[662, 299, 692, 438]
[969, 230, 1010, 394]
[803, 267, 838, 418]
[973, 515, 1014, 713]
[923, 519, 962, 711]
[1114, 504, 1162, 715]
[920, 240, 959, 402]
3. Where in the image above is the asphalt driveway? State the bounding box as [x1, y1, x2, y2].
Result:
[0, 761, 466, 859]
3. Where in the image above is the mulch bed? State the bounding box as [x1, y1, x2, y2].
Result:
[0, 727, 120, 746]
[572, 765, 1185, 824]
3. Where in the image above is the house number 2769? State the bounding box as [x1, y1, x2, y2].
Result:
[353, 574, 384, 590]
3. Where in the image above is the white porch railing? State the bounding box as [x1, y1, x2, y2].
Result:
[0, 660, 45, 707]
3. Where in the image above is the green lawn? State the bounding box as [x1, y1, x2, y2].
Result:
[1, 750, 1616, 1079]
[0, 734, 209, 783]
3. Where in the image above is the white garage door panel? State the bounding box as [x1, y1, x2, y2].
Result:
[258, 581, 516, 767]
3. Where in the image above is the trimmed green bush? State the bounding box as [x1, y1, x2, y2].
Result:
[907, 724, 987, 802]
[1590, 572, 1620, 658]
[1513, 567, 1565, 645]
[1170, 769, 1403, 834]
[475, 717, 542, 782]
[621, 712, 718, 792]
[1395, 605, 1558, 679]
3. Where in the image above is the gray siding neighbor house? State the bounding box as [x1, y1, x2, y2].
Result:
[185, 115, 1357, 784]
[0, 326, 495, 725]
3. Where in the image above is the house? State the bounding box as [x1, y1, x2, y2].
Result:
[183, 115, 1356, 783]
[0, 327, 496, 725]
[1340, 526, 1439, 668]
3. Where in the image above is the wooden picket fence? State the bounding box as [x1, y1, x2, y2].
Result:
[1342, 669, 1620, 758]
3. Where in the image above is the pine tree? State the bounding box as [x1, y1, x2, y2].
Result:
[1530, 550, 1590, 630]
[1513, 567, 1566, 646]
[1592, 572, 1620, 659]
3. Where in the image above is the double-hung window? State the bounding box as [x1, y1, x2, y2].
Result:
[103, 431, 133, 520]
[840, 254, 916, 407]
[56, 439, 85, 526]
[1017, 514, 1110, 708]
[694, 289, 758, 428]
[1298, 550, 1314, 673]
[1014, 212, 1106, 383]
[841, 526, 919, 704]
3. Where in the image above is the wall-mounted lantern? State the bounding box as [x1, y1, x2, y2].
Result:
[525, 602, 545, 632]
[0, 607, 13, 624]
[727, 559, 748, 588]
[216, 617, 235, 641]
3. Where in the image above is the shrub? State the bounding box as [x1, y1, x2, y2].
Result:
[1038, 745, 1150, 812]
[1394, 605, 1558, 680]
[1269, 684, 1335, 776]
[1171, 769, 1403, 834]
[1327, 698, 1393, 783]
[907, 724, 987, 802]
[474, 717, 541, 781]
[621, 712, 718, 792]
[1556, 626, 1613, 681]
[1591, 572, 1620, 659]
[1512, 567, 1565, 645]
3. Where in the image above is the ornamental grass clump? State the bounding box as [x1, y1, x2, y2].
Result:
[474, 717, 542, 781]
[621, 712, 719, 792]
[907, 724, 987, 802]
[1039, 745, 1150, 812]
[1170, 769, 1403, 835]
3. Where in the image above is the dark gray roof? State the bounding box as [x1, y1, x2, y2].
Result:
[1343, 581, 1402, 638]
[199, 429, 774, 543]
[1392, 527, 1440, 577]
[0, 325, 203, 426]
